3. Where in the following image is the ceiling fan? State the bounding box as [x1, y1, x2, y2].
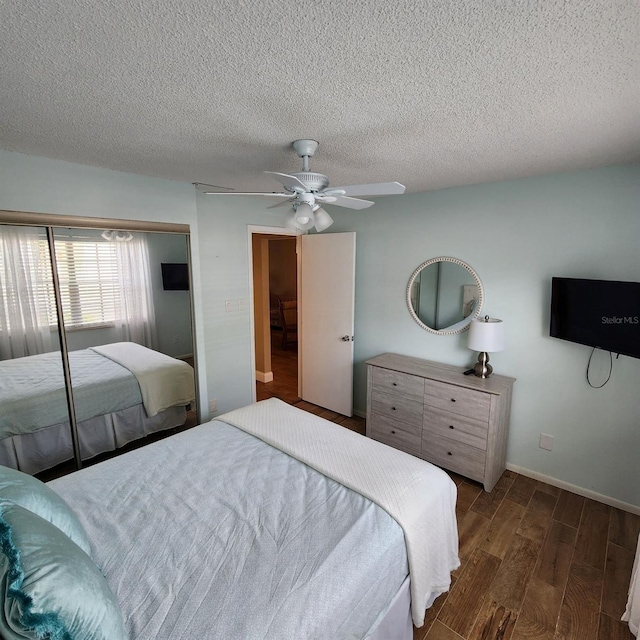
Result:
[202, 140, 406, 232]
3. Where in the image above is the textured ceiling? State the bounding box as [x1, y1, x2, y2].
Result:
[1, 0, 639, 195]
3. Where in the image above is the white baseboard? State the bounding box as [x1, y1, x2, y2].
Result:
[506, 463, 640, 516]
[256, 370, 274, 383]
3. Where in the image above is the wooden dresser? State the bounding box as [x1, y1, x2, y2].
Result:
[366, 353, 515, 491]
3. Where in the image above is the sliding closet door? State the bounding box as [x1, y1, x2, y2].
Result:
[53, 227, 195, 464]
[0, 224, 74, 474]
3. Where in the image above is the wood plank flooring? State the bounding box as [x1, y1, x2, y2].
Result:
[257, 336, 639, 640]
[256, 328, 300, 404]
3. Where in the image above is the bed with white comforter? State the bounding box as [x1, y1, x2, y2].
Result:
[49, 398, 459, 639]
[0, 342, 195, 474]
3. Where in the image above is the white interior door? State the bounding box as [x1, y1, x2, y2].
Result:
[299, 232, 356, 416]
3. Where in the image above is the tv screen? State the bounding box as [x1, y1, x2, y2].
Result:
[550, 277, 640, 359]
[161, 263, 189, 291]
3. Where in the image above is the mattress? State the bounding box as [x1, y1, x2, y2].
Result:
[49, 419, 410, 640]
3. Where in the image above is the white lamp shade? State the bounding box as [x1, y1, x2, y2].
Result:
[313, 207, 334, 232]
[468, 317, 505, 352]
[293, 202, 315, 230]
[284, 210, 299, 230]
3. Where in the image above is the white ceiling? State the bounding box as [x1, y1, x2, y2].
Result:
[1, 1, 639, 195]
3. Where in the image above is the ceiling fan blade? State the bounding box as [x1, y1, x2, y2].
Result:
[330, 196, 375, 210]
[266, 198, 295, 209]
[264, 171, 309, 192]
[193, 182, 235, 192]
[203, 191, 291, 197]
[315, 195, 338, 203]
[324, 181, 406, 197]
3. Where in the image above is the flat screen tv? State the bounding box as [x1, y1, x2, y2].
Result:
[550, 277, 640, 359]
[161, 263, 189, 291]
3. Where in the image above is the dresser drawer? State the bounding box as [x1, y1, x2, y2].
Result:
[371, 367, 424, 403]
[424, 379, 491, 422]
[367, 354, 514, 492]
[423, 406, 489, 451]
[371, 390, 423, 429]
[421, 433, 486, 482]
[370, 413, 422, 454]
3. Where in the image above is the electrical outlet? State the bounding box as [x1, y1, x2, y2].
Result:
[209, 399, 217, 413]
[225, 300, 235, 313]
[539, 433, 554, 451]
[173, 335, 179, 344]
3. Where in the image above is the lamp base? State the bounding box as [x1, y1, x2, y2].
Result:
[473, 352, 493, 378]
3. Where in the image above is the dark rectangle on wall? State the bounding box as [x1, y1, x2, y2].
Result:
[161, 263, 189, 290]
[550, 277, 640, 359]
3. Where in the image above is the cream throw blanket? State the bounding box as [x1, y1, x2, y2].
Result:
[90, 342, 195, 417]
[623, 533, 640, 637]
[219, 398, 460, 627]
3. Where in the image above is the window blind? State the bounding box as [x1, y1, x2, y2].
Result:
[40, 239, 119, 329]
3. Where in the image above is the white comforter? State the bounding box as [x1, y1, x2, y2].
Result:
[623, 533, 640, 636]
[222, 398, 460, 627]
[90, 342, 195, 417]
[50, 418, 409, 639]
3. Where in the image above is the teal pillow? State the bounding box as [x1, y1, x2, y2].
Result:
[0, 501, 126, 640]
[0, 465, 91, 557]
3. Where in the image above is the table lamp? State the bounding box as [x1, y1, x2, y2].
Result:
[467, 315, 504, 378]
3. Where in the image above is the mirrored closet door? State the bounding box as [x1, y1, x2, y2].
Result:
[0, 213, 197, 476]
[0, 224, 74, 473]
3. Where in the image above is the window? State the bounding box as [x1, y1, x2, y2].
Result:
[40, 239, 119, 330]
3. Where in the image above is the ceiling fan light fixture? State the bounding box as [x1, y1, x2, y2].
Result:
[101, 229, 133, 242]
[313, 206, 334, 232]
[292, 202, 315, 230]
[284, 209, 299, 231]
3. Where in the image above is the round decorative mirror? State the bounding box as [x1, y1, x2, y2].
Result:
[406, 257, 484, 335]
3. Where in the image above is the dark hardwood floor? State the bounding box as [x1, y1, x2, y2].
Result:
[256, 328, 300, 404]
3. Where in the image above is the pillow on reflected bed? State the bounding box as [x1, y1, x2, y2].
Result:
[0, 465, 91, 556]
[0, 501, 126, 640]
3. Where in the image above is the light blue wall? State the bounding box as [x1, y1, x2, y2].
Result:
[329, 164, 640, 507]
[1, 150, 638, 508]
[194, 194, 292, 415]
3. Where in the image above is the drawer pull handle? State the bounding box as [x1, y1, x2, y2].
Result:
[449, 425, 454, 429]
[450, 398, 456, 403]
[391, 406, 396, 411]
[447, 451, 453, 456]
[392, 382, 398, 386]
[391, 430, 396, 434]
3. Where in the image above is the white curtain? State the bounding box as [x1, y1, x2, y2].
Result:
[113, 233, 158, 349]
[0, 227, 53, 360]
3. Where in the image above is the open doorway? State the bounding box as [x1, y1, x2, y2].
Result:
[251, 233, 299, 404]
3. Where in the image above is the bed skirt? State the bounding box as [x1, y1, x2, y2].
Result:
[0, 404, 187, 475]
[366, 575, 412, 640]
